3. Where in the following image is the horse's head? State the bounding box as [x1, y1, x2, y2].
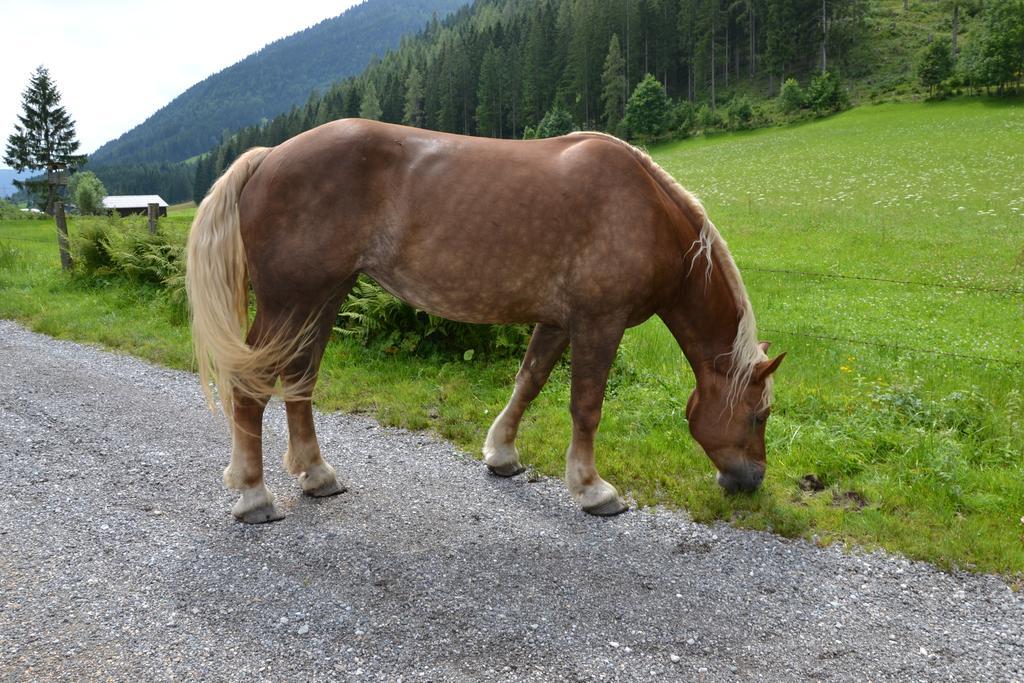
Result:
[685, 343, 785, 494]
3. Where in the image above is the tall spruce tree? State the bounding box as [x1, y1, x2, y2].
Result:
[601, 34, 627, 132]
[403, 66, 427, 128]
[4, 66, 86, 213]
[359, 81, 384, 121]
[193, 154, 215, 204]
[522, 9, 557, 126]
[476, 47, 505, 137]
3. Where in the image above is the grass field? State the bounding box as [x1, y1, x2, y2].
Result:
[1, 98, 1021, 577]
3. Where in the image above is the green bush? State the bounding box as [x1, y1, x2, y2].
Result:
[696, 103, 723, 131]
[624, 74, 673, 142]
[108, 227, 184, 287]
[72, 216, 187, 316]
[670, 100, 695, 137]
[72, 219, 529, 357]
[0, 199, 46, 220]
[778, 78, 806, 114]
[73, 220, 118, 276]
[750, 102, 776, 128]
[0, 200, 23, 220]
[806, 71, 849, 115]
[335, 276, 530, 358]
[532, 105, 575, 139]
[725, 95, 754, 130]
[74, 216, 182, 284]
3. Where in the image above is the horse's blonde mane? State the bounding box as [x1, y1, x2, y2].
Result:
[567, 131, 771, 408]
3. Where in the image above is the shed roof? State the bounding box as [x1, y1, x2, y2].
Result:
[102, 195, 169, 209]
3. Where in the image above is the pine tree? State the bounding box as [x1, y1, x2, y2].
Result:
[403, 66, 426, 128]
[601, 34, 627, 132]
[624, 73, 672, 141]
[359, 81, 383, 121]
[435, 45, 460, 132]
[566, 0, 604, 127]
[522, 9, 556, 126]
[504, 44, 523, 138]
[4, 66, 86, 213]
[193, 154, 214, 205]
[534, 105, 575, 138]
[678, 0, 699, 101]
[476, 47, 504, 137]
[764, 0, 813, 91]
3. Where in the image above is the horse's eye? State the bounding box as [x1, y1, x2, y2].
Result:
[752, 411, 768, 426]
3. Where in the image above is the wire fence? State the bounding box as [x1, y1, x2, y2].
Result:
[740, 264, 1024, 297]
[745, 261, 1023, 368]
[0, 234, 55, 245]
[2, 226, 1021, 369]
[759, 328, 1024, 368]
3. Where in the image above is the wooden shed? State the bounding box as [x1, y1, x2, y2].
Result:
[102, 195, 169, 218]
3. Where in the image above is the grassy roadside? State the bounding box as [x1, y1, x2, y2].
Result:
[1, 99, 1021, 578]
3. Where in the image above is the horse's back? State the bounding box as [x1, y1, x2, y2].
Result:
[238, 120, 687, 326]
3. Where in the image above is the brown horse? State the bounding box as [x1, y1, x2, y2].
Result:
[186, 119, 784, 524]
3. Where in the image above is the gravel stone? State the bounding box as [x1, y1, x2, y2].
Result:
[0, 319, 1022, 682]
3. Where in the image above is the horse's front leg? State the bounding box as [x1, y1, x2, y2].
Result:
[224, 391, 283, 523]
[484, 323, 569, 476]
[565, 323, 628, 516]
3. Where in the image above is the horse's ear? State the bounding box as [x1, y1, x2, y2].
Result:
[755, 353, 786, 382]
[758, 341, 771, 354]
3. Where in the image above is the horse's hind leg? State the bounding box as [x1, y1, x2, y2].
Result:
[225, 282, 353, 523]
[226, 390, 281, 523]
[280, 281, 355, 498]
[224, 311, 285, 524]
[565, 321, 628, 516]
[484, 324, 569, 476]
[284, 401, 343, 497]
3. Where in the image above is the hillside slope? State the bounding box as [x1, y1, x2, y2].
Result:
[0, 170, 28, 200]
[89, 0, 468, 167]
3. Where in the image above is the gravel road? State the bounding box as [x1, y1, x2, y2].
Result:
[0, 319, 1021, 682]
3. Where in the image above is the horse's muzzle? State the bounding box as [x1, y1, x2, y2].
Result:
[716, 463, 765, 494]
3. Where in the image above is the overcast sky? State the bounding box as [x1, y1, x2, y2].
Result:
[2, 0, 362, 164]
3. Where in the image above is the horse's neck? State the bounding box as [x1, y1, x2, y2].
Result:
[659, 267, 742, 377]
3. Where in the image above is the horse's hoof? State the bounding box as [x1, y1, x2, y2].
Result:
[303, 479, 347, 498]
[299, 463, 345, 498]
[231, 484, 284, 524]
[487, 462, 526, 478]
[234, 504, 285, 525]
[582, 497, 629, 517]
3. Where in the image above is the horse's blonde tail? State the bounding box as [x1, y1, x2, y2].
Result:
[186, 146, 299, 419]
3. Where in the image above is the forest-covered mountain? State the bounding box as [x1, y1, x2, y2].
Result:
[89, 0, 469, 169]
[86, 0, 1020, 204]
[191, 0, 1020, 202]
[0, 169, 29, 200]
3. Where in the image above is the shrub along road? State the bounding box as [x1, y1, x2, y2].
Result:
[0, 319, 1021, 682]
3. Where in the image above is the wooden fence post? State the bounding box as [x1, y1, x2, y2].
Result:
[54, 201, 73, 271]
[147, 202, 158, 235]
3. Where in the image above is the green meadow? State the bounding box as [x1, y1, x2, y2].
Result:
[1, 98, 1021, 577]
